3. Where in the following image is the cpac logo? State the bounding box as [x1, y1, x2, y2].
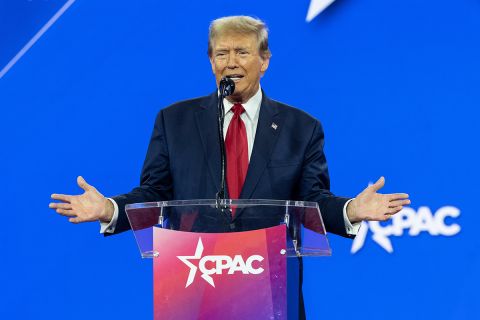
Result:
[351, 206, 461, 254]
[177, 238, 264, 288]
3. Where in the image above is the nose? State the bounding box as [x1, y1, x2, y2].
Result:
[226, 51, 238, 69]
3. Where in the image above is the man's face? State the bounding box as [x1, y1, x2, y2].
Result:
[209, 32, 270, 103]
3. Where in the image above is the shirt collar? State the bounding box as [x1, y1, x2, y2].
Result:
[223, 86, 262, 121]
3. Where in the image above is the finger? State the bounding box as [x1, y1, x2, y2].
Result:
[51, 193, 72, 202]
[69, 217, 82, 224]
[77, 176, 92, 192]
[56, 208, 77, 217]
[387, 193, 409, 201]
[386, 206, 403, 215]
[379, 214, 392, 221]
[370, 176, 385, 192]
[389, 199, 411, 207]
[49, 202, 72, 210]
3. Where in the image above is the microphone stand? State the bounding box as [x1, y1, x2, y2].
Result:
[215, 77, 235, 214]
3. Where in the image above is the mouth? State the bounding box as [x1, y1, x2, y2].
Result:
[226, 74, 244, 82]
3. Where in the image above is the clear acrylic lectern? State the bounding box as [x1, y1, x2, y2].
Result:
[125, 199, 331, 320]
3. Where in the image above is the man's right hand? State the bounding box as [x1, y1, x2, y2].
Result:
[49, 176, 113, 224]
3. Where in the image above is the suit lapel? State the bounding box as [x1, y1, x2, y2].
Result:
[194, 92, 284, 203]
[240, 95, 284, 200]
[195, 92, 221, 192]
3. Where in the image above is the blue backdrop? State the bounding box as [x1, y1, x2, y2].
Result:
[1, 0, 479, 319]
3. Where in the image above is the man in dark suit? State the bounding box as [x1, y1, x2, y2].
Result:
[50, 15, 409, 318]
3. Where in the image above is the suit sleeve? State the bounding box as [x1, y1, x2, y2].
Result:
[110, 110, 173, 234]
[297, 120, 354, 238]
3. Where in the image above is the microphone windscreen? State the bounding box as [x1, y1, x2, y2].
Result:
[220, 77, 235, 97]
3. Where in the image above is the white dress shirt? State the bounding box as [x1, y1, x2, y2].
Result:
[101, 87, 360, 235]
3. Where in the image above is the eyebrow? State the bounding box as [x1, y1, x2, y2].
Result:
[215, 46, 250, 52]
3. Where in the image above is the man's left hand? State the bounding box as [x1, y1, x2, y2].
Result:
[347, 176, 410, 224]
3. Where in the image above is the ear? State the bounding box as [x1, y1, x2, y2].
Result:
[260, 55, 270, 75]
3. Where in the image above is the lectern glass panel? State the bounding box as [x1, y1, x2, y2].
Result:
[125, 199, 331, 258]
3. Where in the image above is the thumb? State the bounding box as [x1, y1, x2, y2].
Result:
[370, 176, 385, 192]
[77, 176, 92, 192]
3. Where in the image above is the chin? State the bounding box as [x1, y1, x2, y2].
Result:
[229, 94, 243, 103]
[230, 89, 244, 97]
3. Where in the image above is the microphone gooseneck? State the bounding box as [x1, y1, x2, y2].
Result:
[216, 76, 235, 210]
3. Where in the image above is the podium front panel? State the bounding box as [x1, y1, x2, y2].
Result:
[153, 225, 287, 320]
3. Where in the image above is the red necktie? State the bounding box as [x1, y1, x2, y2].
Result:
[225, 103, 248, 202]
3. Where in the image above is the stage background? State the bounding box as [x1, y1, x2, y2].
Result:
[1, 0, 479, 319]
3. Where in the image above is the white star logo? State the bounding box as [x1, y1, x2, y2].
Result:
[351, 221, 394, 254]
[177, 238, 215, 288]
[306, 0, 336, 22]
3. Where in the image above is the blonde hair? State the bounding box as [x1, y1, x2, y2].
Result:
[208, 16, 271, 59]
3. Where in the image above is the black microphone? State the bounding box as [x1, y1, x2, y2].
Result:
[219, 76, 235, 97]
[216, 77, 235, 209]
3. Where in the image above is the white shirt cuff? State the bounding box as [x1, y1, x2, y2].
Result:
[343, 198, 361, 235]
[99, 198, 119, 234]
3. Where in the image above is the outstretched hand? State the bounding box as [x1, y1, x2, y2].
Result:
[347, 177, 410, 224]
[49, 176, 113, 224]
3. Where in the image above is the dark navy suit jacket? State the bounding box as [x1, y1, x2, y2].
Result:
[111, 91, 354, 319]
[112, 91, 352, 238]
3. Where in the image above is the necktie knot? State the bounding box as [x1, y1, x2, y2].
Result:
[231, 103, 245, 116]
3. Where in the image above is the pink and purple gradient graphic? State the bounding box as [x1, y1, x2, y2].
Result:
[153, 225, 287, 320]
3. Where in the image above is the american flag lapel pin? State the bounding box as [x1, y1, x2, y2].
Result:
[271, 122, 278, 130]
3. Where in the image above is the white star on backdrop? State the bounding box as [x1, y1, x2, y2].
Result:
[306, 0, 336, 22]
